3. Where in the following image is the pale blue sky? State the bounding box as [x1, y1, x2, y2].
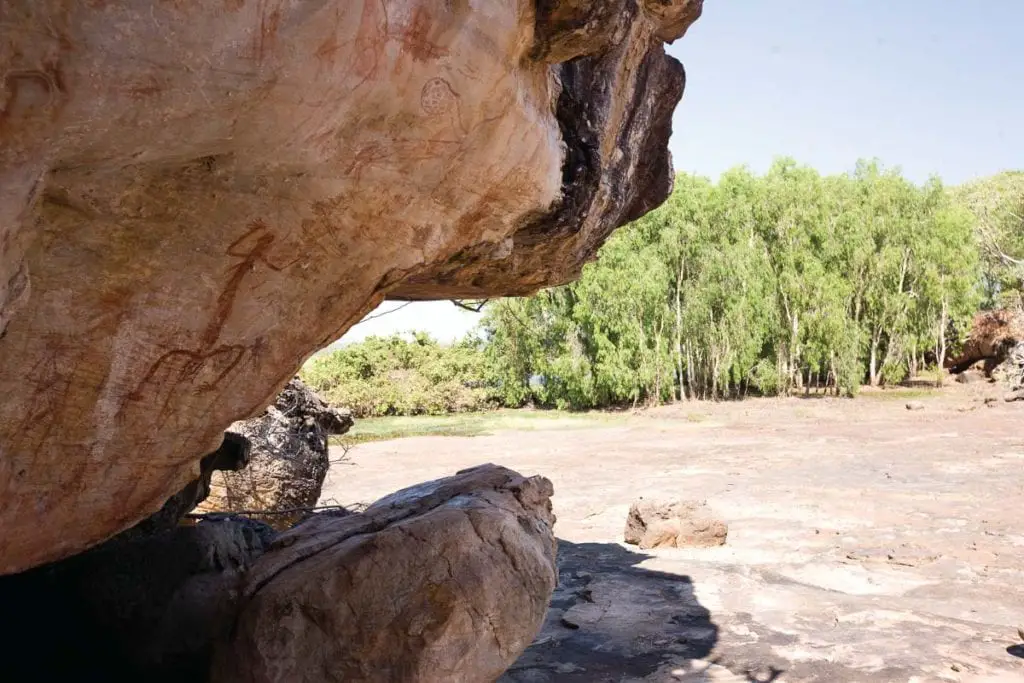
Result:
[334, 1, 1024, 348]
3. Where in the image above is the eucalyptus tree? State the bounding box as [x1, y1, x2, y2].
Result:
[952, 171, 1024, 309]
[476, 158, 991, 407]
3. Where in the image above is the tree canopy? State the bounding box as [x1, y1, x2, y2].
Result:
[951, 171, 1024, 309]
[482, 159, 984, 408]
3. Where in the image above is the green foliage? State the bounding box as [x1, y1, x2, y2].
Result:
[482, 158, 987, 408]
[950, 171, 1024, 309]
[301, 332, 492, 417]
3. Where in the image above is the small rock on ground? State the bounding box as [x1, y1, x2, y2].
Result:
[624, 499, 727, 550]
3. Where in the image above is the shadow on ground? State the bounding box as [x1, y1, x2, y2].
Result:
[502, 540, 783, 682]
[1008, 644, 1024, 659]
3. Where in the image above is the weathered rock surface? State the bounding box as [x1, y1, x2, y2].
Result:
[212, 463, 558, 683]
[0, 0, 701, 573]
[956, 368, 987, 384]
[0, 516, 275, 683]
[339, 399, 1024, 681]
[624, 499, 727, 550]
[1000, 341, 1024, 401]
[194, 377, 353, 529]
[121, 432, 253, 542]
[1, 463, 555, 683]
[947, 309, 1024, 375]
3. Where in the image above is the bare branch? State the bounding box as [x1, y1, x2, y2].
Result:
[977, 220, 1024, 266]
[352, 301, 415, 325]
[451, 299, 490, 312]
[329, 438, 355, 466]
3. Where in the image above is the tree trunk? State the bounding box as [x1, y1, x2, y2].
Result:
[675, 256, 684, 402]
[935, 298, 949, 388]
[788, 310, 799, 392]
[636, 311, 647, 404]
[684, 342, 694, 400]
[879, 333, 903, 386]
[869, 332, 880, 387]
[779, 293, 797, 394]
[878, 248, 912, 384]
[711, 350, 719, 400]
[777, 347, 786, 396]
[654, 317, 664, 404]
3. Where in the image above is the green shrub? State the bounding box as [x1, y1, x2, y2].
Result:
[301, 332, 494, 417]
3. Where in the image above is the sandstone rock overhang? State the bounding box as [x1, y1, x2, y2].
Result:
[0, 0, 701, 574]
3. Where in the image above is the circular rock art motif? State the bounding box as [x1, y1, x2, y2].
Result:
[420, 77, 457, 116]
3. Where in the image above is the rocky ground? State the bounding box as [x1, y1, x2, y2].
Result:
[321, 383, 1024, 682]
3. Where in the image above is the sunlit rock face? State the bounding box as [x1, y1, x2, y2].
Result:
[212, 464, 558, 683]
[0, 0, 701, 573]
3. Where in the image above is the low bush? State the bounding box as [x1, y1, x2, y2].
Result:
[301, 332, 494, 417]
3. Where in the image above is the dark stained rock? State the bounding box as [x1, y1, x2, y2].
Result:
[194, 377, 353, 530]
[0, 516, 274, 683]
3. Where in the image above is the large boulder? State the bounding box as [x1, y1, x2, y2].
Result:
[0, 464, 554, 683]
[955, 368, 987, 384]
[0, 0, 702, 574]
[212, 464, 558, 683]
[946, 309, 1024, 375]
[194, 377, 354, 529]
[1000, 341, 1024, 400]
[624, 498, 728, 550]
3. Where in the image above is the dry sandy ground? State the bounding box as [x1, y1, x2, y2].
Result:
[321, 384, 1024, 682]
